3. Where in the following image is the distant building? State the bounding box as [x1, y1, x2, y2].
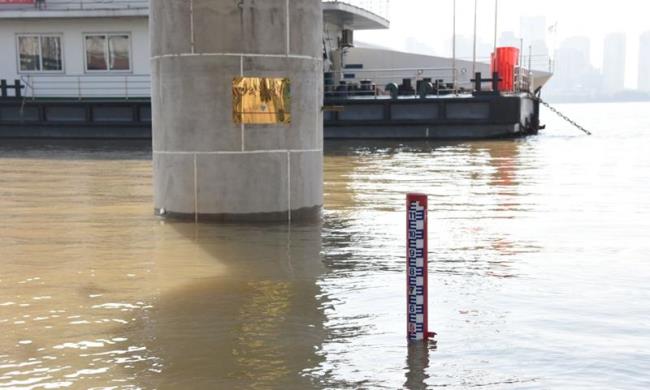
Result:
[550, 36, 601, 96]
[520, 16, 546, 44]
[639, 31, 650, 92]
[603, 33, 626, 93]
[562, 37, 591, 66]
[499, 31, 520, 48]
[520, 16, 549, 70]
[448, 35, 492, 62]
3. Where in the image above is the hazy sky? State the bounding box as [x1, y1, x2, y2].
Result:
[356, 0, 650, 88]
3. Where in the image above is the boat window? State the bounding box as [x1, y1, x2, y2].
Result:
[109, 35, 130, 71]
[86, 36, 108, 71]
[17, 35, 63, 73]
[85, 34, 131, 72]
[41, 36, 63, 71]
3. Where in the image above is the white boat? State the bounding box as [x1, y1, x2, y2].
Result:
[0, 0, 394, 99]
[0, 0, 552, 139]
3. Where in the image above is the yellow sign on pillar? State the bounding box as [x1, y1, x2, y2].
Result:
[232, 77, 291, 124]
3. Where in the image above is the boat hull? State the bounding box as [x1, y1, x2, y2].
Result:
[324, 93, 540, 139]
[0, 93, 540, 140]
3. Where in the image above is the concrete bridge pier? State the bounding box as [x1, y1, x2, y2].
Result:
[151, 0, 323, 222]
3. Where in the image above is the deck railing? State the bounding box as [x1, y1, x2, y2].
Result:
[20, 74, 151, 99]
[17, 67, 535, 100]
[524, 54, 554, 73]
[0, 0, 148, 11]
[327, 64, 544, 98]
[515, 68, 531, 93]
[3, 0, 388, 16]
[326, 67, 460, 98]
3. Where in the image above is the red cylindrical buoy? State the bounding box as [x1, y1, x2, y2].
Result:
[491, 47, 520, 92]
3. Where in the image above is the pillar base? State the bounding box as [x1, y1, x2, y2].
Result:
[155, 206, 322, 223]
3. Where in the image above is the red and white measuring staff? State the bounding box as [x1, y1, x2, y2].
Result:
[406, 193, 436, 342]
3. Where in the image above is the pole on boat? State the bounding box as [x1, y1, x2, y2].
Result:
[472, 0, 478, 77]
[493, 0, 499, 53]
[406, 194, 435, 342]
[519, 38, 525, 91]
[452, 0, 457, 92]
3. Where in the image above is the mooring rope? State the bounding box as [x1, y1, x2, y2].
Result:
[538, 98, 593, 136]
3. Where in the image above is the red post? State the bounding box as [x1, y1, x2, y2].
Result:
[406, 194, 433, 342]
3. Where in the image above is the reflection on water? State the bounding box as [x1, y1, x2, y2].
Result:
[312, 139, 542, 388]
[137, 223, 326, 389]
[404, 343, 432, 390]
[0, 148, 325, 388]
[1, 102, 650, 388]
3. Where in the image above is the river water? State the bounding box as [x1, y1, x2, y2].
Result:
[1, 102, 649, 389]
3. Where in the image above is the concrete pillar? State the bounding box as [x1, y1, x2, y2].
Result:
[151, 0, 323, 222]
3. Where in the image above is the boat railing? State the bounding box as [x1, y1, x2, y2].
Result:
[522, 54, 554, 73]
[515, 66, 539, 94]
[326, 67, 463, 99]
[0, 0, 149, 11]
[321, 0, 389, 20]
[20, 74, 151, 100]
[515, 68, 530, 93]
[4, 0, 386, 14]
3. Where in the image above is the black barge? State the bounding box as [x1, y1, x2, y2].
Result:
[323, 93, 540, 139]
[0, 70, 542, 140]
[0, 94, 539, 140]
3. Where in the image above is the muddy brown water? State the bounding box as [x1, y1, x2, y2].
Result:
[1, 102, 649, 389]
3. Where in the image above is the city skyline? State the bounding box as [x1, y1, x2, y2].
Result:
[639, 31, 650, 92]
[356, 0, 650, 90]
[364, 23, 650, 94]
[603, 33, 627, 93]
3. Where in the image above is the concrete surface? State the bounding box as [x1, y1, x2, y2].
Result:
[151, 0, 323, 222]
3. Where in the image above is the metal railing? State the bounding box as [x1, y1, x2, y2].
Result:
[456, 55, 553, 73]
[522, 54, 554, 73]
[20, 74, 151, 99]
[0, 0, 148, 11]
[325, 67, 460, 98]
[515, 67, 532, 93]
[2, 0, 388, 15]
[325, 64, 540, 98]
[322, 0, 389, 20]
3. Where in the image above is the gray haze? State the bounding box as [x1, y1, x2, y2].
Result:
[356, 0, 650, 95]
